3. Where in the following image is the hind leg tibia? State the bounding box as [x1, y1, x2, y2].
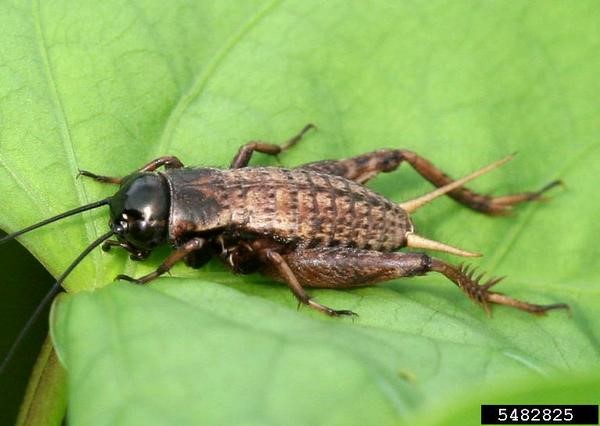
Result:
[428, 260, 569, 315]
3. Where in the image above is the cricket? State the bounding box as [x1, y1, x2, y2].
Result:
[0, 124, 569, 372]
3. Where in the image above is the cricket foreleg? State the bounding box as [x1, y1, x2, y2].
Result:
[298, 149, 560, 214]
[78, 156, 184, 185]
[116, 238, 205, 284]
[77, 170, 123, 184]
[260, 248, 357, 317]
[230, 124, 315, 168]
[137, 156, 184, 172]
[101, 240, 150, 261]
[264, 248, 568, 315]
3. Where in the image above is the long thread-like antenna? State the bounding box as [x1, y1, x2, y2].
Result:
[0, 229, 114, 375]
[0, 198, 111, 245]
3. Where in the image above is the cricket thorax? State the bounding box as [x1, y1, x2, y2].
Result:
[164, 167, 412, 251]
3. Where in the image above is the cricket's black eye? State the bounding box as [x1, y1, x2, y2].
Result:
[109, 172, 170, 250]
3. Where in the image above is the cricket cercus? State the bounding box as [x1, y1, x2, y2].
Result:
[0, 125, 569, 370]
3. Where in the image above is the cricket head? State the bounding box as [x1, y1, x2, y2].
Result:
[109, 172, 170, 252]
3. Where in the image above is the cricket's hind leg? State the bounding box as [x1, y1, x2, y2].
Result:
[262, 247, 568, 316]
[297, 149, 560, 215]
[297, 149, 404, 185]
[230, 124, 315, 168]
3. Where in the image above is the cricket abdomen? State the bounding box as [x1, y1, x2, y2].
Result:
[165, 167, 412, 251]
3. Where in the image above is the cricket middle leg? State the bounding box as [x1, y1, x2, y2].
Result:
[229, 124, 315, 168]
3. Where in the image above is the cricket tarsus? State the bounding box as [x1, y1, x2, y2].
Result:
[307, 301, 358, 317]
[78, 170, 123, 185]
[492, 179, 563, 208]
[3, 125, 569, 374]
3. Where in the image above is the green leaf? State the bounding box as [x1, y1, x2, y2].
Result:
[420, 370, 600, 426]
[1, 0, 599, 424]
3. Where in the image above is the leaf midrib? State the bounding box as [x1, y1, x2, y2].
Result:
[32, 0, 104, 283]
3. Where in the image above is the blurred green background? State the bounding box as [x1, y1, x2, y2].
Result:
[0, 235, 53, 425]
[0, 1, 598, 425]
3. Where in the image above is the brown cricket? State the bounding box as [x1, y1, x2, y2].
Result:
[0, 125, 568, 371]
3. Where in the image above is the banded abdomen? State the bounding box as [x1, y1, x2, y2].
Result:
[165, 167, 413, 251]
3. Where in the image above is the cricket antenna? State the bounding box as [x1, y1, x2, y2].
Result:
[0, 229, 114, 376]
[0, 198, 111, 245]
